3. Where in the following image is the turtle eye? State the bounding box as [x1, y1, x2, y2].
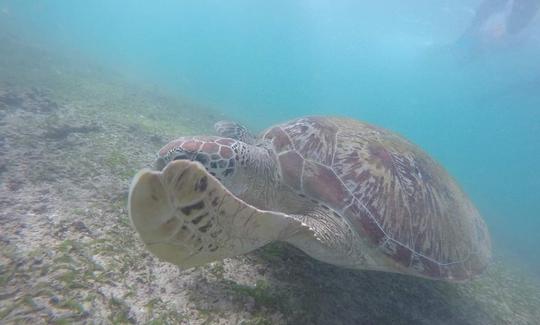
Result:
[171, 149, 191, 161]
[173, 154, 189, 161]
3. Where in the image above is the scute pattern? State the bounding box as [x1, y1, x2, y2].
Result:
[268, 116, 491, 280]
[302, 160, 352, 211]
[278, 151, 303, 189]
[281, 116, 338, 166]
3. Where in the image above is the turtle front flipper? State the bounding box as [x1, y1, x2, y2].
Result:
[214, 120, 256, 144]
[128, 160, 313, 269]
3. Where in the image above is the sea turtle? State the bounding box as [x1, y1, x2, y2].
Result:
[128, 116, 491, 281]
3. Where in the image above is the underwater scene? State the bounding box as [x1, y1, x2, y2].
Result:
[1, 0, 539, 324]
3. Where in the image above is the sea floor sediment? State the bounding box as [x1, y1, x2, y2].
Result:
[1, 36, 539, 325]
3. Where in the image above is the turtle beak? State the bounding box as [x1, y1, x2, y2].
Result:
[154, 149, 194, 171]
[154, 157, 167, 171]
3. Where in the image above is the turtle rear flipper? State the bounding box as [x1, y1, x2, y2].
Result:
[128, 160, 313, 268]
[214, 120, 256, 144]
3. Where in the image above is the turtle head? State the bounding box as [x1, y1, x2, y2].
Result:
[156, 136, 240, 182]
[155, 136, 278, 204]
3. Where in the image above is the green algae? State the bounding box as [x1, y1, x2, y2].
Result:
[108, 296, 132, 323]
[105, 151, 129, 169]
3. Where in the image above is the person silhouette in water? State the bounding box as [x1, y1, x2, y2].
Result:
[457, 0, 540, 57]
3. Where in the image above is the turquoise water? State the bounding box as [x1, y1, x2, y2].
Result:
[2, 0, 539, 275]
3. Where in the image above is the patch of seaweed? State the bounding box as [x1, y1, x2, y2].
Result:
[44, 124, 102, 140]
[0, 93, 23, 107]
[0, 87, 59, 113]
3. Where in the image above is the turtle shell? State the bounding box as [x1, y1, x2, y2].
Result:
[263, 116, 491, 281]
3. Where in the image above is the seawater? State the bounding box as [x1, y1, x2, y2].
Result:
[2, 0, 539, 275]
